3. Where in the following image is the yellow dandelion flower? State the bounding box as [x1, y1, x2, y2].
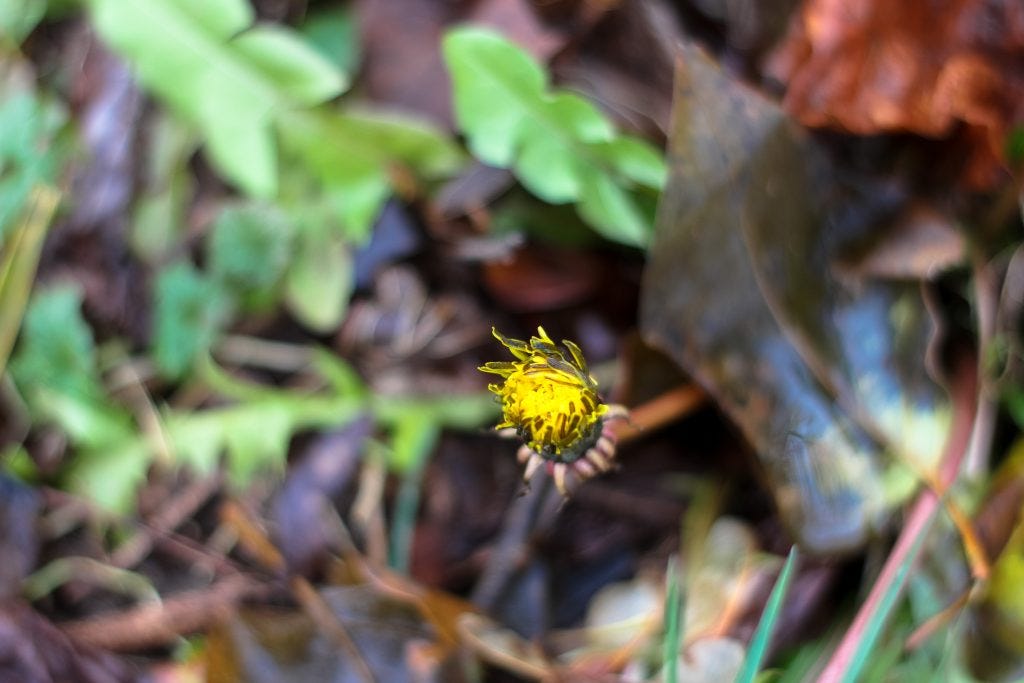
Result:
[480, 327, 625, 494]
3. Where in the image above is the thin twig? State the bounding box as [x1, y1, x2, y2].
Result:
[112, 473, 222, 569]
[612, 384, 706, 445]
[291, 576, 377, 683]
[60, 574, 262, 651]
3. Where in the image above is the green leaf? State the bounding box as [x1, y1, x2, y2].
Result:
[0, 0, 46, 44]
[87, 0, 347, 197]
[207, 201, 294, 307]
[153, 261, 230, 379]
[372, 392, 499, 432]
[284, 223, 353, 333]
[63, 434, 152, 513]
[442, 26, 665, 246]
[281, 108, 463, 241]
[131, 113, 196, 263]
[301, 6, 360, 76]
[33, 390, 149, 514]
[0, 78, 67, 240]
[165, 386, 363, 486]
[10, 285, 103, 402]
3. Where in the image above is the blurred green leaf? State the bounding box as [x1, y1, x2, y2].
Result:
[153, 261, 230, 379]
[0, 77, 67, 240]
[165, 385, 363, 486]
[301, 6, 360, 76]
[208, 202, 294, 308]
[284, 224, 353, 333]
[388, 408, 440, 475]
[33, 390, 149, 513]
[62, 429, 152, 513]
[130, 113, 196, 263]
[87, 0, 347, 197]
[491, 191, 596, 247]
[0, 0, 46, 44]
[442, 26, 665, 246]
[10, 285, 104, 402]
[282, 108, 463, 241]
[310, 347, 366, 397]
[1, 443, 37, 482]
[372, 392, 499, 431]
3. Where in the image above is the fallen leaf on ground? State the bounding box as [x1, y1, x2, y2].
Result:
[769, 0, 1024, 187]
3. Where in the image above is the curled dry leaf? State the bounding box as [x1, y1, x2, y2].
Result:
[769, 0, 1024, 187]
[642, 43, 951, 554]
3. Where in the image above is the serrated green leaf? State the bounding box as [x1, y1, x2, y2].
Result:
[442, 26, 665, 247]
[32, 390, 149, 514]
[87, 0, 347, 197]
[281, 108, 463, 241]
[33, 389, 134, 450]
[63, 435, 151, 514]
[208, 201, 294, 307]
[372, 392, 499, 432]
[10, 285, 103, 402]
[165, 387, 363, 486]
[153, 261, 230, 379]
[218, 403, 293, 484]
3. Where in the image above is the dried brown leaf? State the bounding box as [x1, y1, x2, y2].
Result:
[769, 0, 1024, 186]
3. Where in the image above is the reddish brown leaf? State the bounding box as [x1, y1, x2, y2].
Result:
[769, 0, 1024, 187]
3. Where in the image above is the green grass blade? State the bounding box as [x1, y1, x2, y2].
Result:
[388, 410, 441, 572]
[735, 545, 800, 683]
[838, 524, 932, 683]
[663, 554, 683, 683]
[818, 496, 939, 683]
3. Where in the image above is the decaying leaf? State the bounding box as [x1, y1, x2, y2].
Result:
[769, 0, 1024, 187]
[641, 44, 951, 554]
